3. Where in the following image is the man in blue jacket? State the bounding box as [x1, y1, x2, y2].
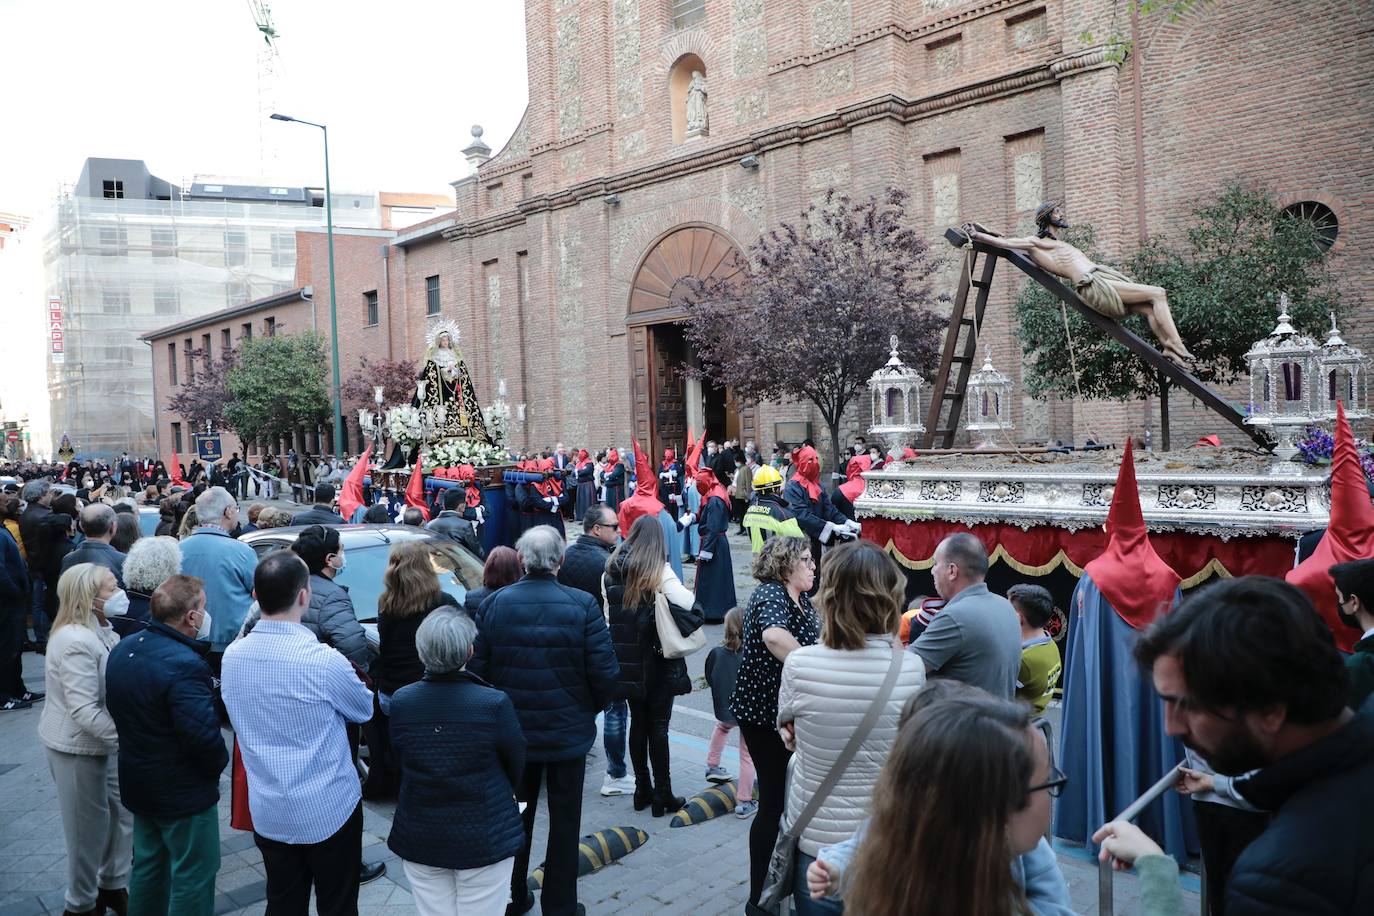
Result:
[471, 524, 619, 916]
[105, 574, 228, 916]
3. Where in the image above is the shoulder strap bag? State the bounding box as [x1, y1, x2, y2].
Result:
[654, 588, 707, 659]
[755, 641, 906, 913]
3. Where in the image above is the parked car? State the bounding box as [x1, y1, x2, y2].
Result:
[239, 524, 484, 644]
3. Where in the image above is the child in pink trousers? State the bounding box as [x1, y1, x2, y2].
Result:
[704, 608, 757, 817]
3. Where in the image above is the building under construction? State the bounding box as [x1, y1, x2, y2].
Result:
[42, 157, 448, 457]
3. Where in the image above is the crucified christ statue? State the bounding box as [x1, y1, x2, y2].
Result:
[963, 202, 1194, 364]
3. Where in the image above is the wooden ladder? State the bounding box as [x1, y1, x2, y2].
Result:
[921, 225, 1273, 450]
[920, 242, 998, 448]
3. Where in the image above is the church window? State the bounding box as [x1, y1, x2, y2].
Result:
[671, 0, 706, 30]
[1281, 201, 1338, 253]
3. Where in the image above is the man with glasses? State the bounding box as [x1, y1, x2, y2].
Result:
[557, 505, 631, 797]
[1130, 575, 1374, 915]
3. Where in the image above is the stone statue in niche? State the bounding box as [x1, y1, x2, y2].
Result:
[686, 71, 709, 137]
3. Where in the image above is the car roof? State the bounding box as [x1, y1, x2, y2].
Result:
[240, 523, 441, 549]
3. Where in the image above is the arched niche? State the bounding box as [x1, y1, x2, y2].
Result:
[669, 53, 706, 144]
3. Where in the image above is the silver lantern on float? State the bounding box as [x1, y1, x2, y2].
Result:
[868, 335, 925, 457]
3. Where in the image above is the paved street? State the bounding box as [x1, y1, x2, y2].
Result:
[0, 529, 1197, 915]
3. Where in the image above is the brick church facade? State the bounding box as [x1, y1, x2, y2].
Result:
[430, 0, 1370, 461]
[149, 0, 1371, 463]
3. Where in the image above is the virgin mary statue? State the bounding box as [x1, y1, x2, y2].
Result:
[415, 319, 494, 444]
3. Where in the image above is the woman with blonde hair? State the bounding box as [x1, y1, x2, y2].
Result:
[774, 540, 926, 914]
[604, 514, 704, 815]
[174, 505, 199, 540]
[39, 563, 134, 916]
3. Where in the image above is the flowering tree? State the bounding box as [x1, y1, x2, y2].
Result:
[341, 357, 418, 409]
[681, 187, 946, 465]
[168, 349, 236, 433]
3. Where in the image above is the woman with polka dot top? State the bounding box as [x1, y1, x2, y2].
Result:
[730, 535, 820, 910]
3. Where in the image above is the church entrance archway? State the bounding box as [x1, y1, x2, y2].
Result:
[627, 224, 756, 460]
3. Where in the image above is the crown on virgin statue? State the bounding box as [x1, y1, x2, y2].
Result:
[425, 318, 462, 352]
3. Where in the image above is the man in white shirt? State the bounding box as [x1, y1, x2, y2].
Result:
[222, 551, 374, 916]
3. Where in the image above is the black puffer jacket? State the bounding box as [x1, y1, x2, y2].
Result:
[1228, 710, 1374, 914]
[387, 670, 525, 870]
[469, 572, 619, 760]
[603, 550, 704, 701]
[558, 534, 613, 606]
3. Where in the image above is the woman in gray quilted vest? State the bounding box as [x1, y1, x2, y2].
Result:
[776, 540, 925, 915]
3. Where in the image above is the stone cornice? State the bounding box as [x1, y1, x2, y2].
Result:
[442, 50, 1109, 244]
[1050, 46, 1122, 78]
[770, 0, 1045, 74]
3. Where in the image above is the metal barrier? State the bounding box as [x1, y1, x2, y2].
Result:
[1098, 763, 1183, 916]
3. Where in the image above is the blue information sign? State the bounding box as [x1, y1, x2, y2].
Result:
[195, 435, 223, 463]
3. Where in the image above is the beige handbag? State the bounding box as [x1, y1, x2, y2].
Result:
[654, 589, 707, 659]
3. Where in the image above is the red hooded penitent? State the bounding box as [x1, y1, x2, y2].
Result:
[338, 445, 372, 521]
[619, 441, 663, 531]
[838, 454, 871, 503]
[1286, 401, 1372, 652]
[790, 445, 822, 500]
[1083, 438, 1180, 630]
[404, 453, 430, 522]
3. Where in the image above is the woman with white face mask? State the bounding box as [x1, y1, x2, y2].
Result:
[39, 563, 134, 916]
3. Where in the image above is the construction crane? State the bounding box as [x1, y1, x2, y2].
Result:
[246, 1, 283, 173]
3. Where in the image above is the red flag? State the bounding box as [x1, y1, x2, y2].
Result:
[168, 450, 187, 487]
[404, 453, 430, 521]
[1286, 401, 1373, 652]
[1083, 438, 1181, 630]
[338, 446, 372, 522]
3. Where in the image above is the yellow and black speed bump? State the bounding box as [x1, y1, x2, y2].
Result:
[669, 782, 738, 827]
[527, 825, 649, 892]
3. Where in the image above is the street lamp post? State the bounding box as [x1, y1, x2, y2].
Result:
[271, 112, 345, 458]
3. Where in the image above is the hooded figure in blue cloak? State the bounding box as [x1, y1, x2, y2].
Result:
[1055, 438, 1198, 862]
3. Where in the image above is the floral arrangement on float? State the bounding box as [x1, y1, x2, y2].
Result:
[387, 406, 426, 447]
[1296, 425, 1374, 479]
[426, 438, 506, 470]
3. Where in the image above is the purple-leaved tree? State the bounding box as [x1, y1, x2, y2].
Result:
[681, 187, 946, 467]
[168, 348, 236, 435]
[341, 357, 419, 409]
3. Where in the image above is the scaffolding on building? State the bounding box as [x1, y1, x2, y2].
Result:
[43, 190, 325, 457]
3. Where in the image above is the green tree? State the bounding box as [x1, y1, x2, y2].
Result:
[1016, 183, 1341, 402]
[223, 332, 331, 448]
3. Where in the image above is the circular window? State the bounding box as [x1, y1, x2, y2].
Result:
[1282, 201, 1339, 253]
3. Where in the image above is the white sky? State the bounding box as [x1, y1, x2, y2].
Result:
[0, 0, 529, 446]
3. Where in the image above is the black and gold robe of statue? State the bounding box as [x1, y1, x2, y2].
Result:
[416, 354, 495, 445]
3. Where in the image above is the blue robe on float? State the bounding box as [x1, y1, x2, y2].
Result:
[1054, 575, 1197, 863]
